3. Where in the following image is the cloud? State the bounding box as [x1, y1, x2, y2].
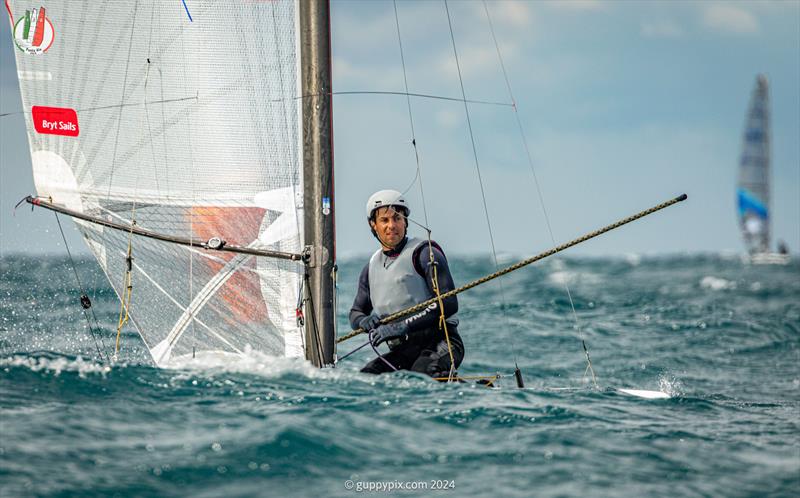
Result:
[703, 4, 759, 34]
[545, 0, 605, 12]
[484, 1, 533, 28]
[641, 20, 684, 39]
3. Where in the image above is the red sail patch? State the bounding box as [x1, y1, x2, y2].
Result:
[32, 106, 79, 136]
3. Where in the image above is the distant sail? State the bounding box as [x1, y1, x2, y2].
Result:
[737, 75, 771, 255]
[10, 2, 307, 365]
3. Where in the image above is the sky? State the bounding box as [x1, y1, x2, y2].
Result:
[1, 0, 798, 259]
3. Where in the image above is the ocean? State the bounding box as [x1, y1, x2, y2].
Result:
[1, 254, 798, 497]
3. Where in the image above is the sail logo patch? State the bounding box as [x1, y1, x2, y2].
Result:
[13, 6, 55, 55]
[32, 106, 79, 136]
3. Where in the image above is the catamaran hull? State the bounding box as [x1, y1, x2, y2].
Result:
[746, 252, 791, 265]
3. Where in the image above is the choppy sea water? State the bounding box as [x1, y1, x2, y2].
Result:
[1, 254, 798, 497]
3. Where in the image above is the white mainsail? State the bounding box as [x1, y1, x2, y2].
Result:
[10, 1, 309, 365]
[737, 75, 771, 255]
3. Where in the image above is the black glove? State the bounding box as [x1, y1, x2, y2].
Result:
[370, 321, 409, 347]
[357, 313, 381, 332]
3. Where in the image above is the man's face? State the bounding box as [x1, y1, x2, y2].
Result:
[370, 206, 407, 249]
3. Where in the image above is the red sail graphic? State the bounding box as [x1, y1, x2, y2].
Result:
[188, 207, 268, 325]
[32, 7, 45, 46]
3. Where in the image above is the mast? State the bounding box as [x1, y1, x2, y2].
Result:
[300, 0, 336, 366]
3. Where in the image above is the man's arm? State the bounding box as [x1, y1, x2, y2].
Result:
[400, 243, 458, 333]
[349, 264, 373, 329]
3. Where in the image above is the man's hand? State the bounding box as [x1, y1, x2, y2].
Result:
[370, 322, 409, 347]
[357, 313, 382, 332]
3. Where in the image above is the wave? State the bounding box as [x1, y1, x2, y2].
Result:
[699, 276, 737, 291]
[0, 352, 111, 377]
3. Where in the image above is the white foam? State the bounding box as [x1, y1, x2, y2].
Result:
[549, 271, 600, 286]
[700, 276, 736, 291]
[617, 388, 670, 399]
[163, 346, 323, 379]
[549, 271, 572, 285]
[658, 375, 683, 397]
[0, 355, 110, 377]
[625, 253, 641, 266]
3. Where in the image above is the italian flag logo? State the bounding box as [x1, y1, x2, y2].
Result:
[13, 6, 55, 55]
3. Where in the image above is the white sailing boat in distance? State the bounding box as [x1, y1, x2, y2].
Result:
[736, 75, 790, 265]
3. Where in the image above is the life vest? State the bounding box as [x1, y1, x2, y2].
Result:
[367, 237, 458, 328]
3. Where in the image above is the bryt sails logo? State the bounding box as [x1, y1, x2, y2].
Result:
[32, 106, 79, 137]
[13, 6, 55, 55]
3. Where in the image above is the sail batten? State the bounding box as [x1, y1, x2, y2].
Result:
[11, 1, 312, 365]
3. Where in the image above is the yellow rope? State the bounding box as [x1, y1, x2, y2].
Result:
[427, 237, 456, 382]
[337, 194, 687, 344]
[113, 198, 138, 358]
[432, 374, 499, 386]
[114, 242, 133, 357]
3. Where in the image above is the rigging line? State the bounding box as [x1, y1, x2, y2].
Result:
[143, 4, 162, 196]
[443, 0, 513, 343]
[143, 74, 162, 200]
[54, 213, 109, 363]
[392, 0, 429, 226]
[303, 271, 325, 367]
[337, 193, 688, 343]
[394, 2, 456, 379]
[100, 0, 140, 287]
[430, 242, 456, 381]
[295, 276, 307, 353]
[116, 28, 153, 360]
[114, 205, 138, 359]
[0, 96, 198, 118]
[329, 91, 512, 108]
[178, 0, 200, 356]
[369, 331, 399, 371]
[338, 339, 370, 362]
[0, 92, 509, 120]
[481, 0, 596, 386]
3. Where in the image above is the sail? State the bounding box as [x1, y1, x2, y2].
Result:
[8, 1, 309, 365]
[737, 75, 771, 254]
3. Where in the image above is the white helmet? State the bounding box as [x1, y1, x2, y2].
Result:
[366, 189, 410, 220]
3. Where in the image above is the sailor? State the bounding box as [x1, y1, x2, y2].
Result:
[350, 189, 464, 377]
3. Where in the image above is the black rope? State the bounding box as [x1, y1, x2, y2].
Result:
[303, 272, 325, 367]
[54, 213, 110, 363]
[97, 0, 141, 321]
[368, 330, 398, 371]
[329, 91, 511, 108]
[0, 90, 512, 121]
[0, 96, 198, 118]
[443, 0, 514, 350]
[480, 0, 596, 387]
[392, 0, 431, 227]
[338, 339, 371, 362]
